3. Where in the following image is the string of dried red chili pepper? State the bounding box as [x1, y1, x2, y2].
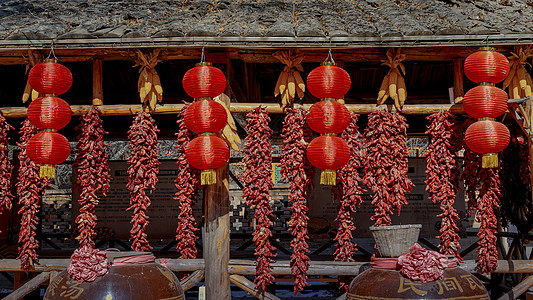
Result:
[477, 167, 501, 274]
[519, 141, 530, 187]
[461, 118, 481, 215]
[425, 111, 461, 260]
[16, 119, 49, 270]
[243, 106, 276, 293]
[281, 107, 311, 295]
[127, 111, 160, 251]
[363, 110, 413, 227]
[332, 111, 364, 292]
[0, 113, 13, 212]
[73, 106, 111, 248]
[174, 103, 200, 260]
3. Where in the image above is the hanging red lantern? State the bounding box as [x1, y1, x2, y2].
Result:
[26, 59, 72, 178]
[307, 100, 351, 134]
[183, 100, 227, 134]
[28, 61, 73, 95]
[27, 96, 72, 130]
[307, 63, 351, 99]
[182, 63, 226, 99]
[185, 135, 230, 184]
[464, 49, 509, 84]
[463, 85, 508, 119]
[26, 131, 70, 178]
[463, 47, 510, 168]
[465, 120, 510, 168]
[307, 135, 350, 185]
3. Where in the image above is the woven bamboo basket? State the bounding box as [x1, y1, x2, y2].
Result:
[369, 224, 422, 257]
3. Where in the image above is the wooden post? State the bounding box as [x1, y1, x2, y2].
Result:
[453, 58, 464, 103]
[203, 83, 231, 298]
[92, 59, 103, 106]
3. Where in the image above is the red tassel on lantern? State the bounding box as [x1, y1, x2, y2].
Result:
[465, 120, 510, 168]
[463, 85, 508, 119]
[307, 136, 350, 185]
[28, 61, 73, 95]
[182, 63, 226, 99]
[26, 131, 70, 178]
[464, 49, 509, 84]
[27, 96, 72, 130]
[184, 100, 227, 134]
[185, 135, 230, 184]
[307, 63, 351, 99]
[307, 100, 351, 134]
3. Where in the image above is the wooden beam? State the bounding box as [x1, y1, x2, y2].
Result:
[497, 274, 533, 300]
[203, 94, 231, 299]
[0, 103, 466, 118]
[92, 59, 103, 106]
[3, 272, 50, 300]
[180, 270, 205, 291]
[453, 58, 464, 103]
[230, 274, 281, 300]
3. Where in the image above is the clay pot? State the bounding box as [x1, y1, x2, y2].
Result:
[44, 262, 184, 300]
[347, 267, 489, 300]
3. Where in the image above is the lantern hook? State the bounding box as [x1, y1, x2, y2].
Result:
[46, 41, 58, 61]
[324, 47, 335, 64]
[200, 46, 206, 63]
[485, 36, 489, 48]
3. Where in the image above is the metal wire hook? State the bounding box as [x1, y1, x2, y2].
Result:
[200, 46, 206, 63]
[46, 41, 58, 60]
[324, 47, 335, 63]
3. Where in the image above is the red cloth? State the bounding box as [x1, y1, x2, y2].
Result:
[370, 243, 459, 283]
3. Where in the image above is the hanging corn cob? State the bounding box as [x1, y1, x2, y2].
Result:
[214, 95, 242, 151]
[503, 46, 533, 99]
[22, 50, 43, 103]
[273, 50, 305, 107]
[134, 49, 163, 111]
[377, 48, 407, 111]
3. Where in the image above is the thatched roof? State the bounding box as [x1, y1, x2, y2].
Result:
[1, 0, 532, 49]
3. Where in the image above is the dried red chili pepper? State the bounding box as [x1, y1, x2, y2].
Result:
[281, 108, 313, 295]
[73, 106, 111, 248]
[0, 113, 13, 212]
[127, 111, 160, 251]
[477, 167, 501, 274]
[16, 119, 49, 271]
[174, 103, 200, 261]
[332, 111, 365, 292]
[243, 106, 275, 293]
[461, 117, 481, 214]
[363, 110, 413, 227]
[425, 111, 461, 260]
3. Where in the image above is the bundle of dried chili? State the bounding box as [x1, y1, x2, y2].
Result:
[73, 106, 111, 248]
[461, 118, 481, 214]
[332, 111, 365, 292]
[363, 110, 413, 227]
[243, 106, 276, 293]
[174, 104, 200, 260]
[0, 113, 13, 211]
[127, 111, 160, 251]
[476, 167, 501, 274]
[281, 107, 312, 294]
[16, 119, 49, 270]
[519, 140, 530, 187]
[425, 111, 461, 260]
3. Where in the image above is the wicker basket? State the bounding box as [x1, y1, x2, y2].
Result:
[369, 224, 422, 257]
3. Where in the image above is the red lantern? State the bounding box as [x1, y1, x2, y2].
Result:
[465, 120, 510, 168]
[28, 61, 73, 95]
[26, 131, 70, 178]
[307, 64, 351, 99]
[182, 63, 226, 99]
[184, 100, 227, 134]
[185, 135, 230, 184]
[27, 96, 72, 130]
[307, 100, 351, 134]
[464, 49, 509, 84]
[307, 135, 350, 185]
[463, 85, 508, 119]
